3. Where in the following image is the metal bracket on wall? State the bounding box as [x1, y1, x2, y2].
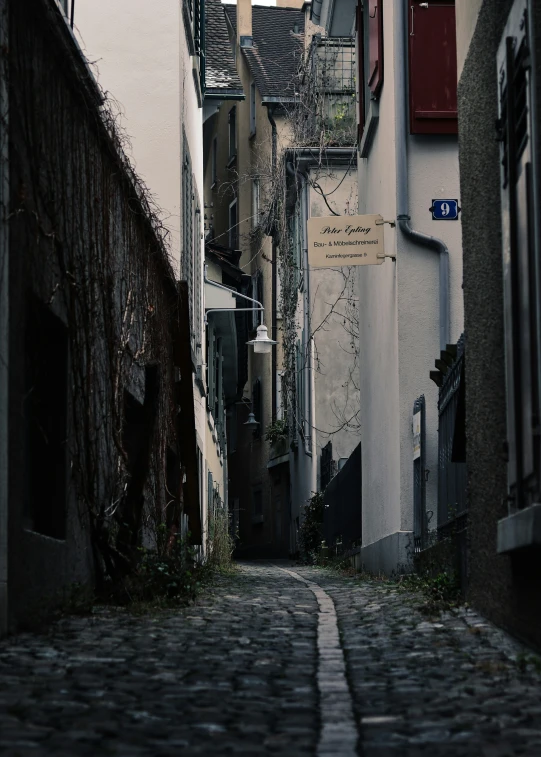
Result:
[376, 253, 397, 261]
[375, 219, 396, 227]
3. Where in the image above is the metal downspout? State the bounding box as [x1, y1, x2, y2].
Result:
[394, 0, 450, 352]
[267, 107, 278, 421]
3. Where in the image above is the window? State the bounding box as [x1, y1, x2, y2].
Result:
[251, 269, 263, 329]
[367, 0, 383, 97]
[252, 177, 260, 229]
[194, 192, 202, 346]
[250, 81, 257, 135]
[288, 210, 302, 291]
[228, 107, 237, 160]
[211, 137, 217, 186]
[408, 1, 457, 134]
[357, 0, 383, 141]
[228, 198, 238, 249]
[497, 0, 540, 511]
[276, 370, 284, 421]
[182, 0, 205, 92]
[253, 377, 262, 439]
[183, 131, 197, 348]
[23, 297, 68, 540]
[183, 0, 201, 56]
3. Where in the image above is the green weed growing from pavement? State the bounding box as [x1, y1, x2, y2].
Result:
[396, 570, 461, 615]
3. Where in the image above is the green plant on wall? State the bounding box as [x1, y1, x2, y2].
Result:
[265, 419, 289, 445]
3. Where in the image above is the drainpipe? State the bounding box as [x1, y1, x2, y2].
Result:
[267, 107, 278, 421]
[394, 0, 450, 352]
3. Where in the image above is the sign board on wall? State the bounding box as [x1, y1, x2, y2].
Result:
[307, 214, 385, 267]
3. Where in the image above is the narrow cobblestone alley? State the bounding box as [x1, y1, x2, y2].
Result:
[1, 563, 541, 757]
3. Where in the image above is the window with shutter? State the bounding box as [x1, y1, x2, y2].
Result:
[367, 0, 383, 97]
[228, 107, 237, 160]
[356, 0, 365, 137]
[194, 190, 202, 350]
[408, 1, 458, 135]
[182, 132, 194, 346]
[211, 137, 217, 186]
[251, 270, 263, 329]
[250, 82, 257, 136]
[497, 0, 540, 510]
[229, 199, 238, 249]
[252, 377, 262, 438]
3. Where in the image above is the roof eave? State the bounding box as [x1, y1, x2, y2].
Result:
[205, 89, 245, 100]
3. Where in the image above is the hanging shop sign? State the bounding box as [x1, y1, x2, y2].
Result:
[307, 214, 385, 267]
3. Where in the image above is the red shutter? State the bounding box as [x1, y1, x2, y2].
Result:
[357, 0, 365, 137]
[408, 0, 458, 135]
[368, 0, 383, 96]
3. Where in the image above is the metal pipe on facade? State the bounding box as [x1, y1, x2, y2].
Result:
[394, 0, 450, 352]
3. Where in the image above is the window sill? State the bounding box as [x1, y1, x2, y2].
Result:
[497, 504, 541, 554]
[210, 181, 217, 190]
[359, 99, 380, 159]
[249, 130, 256, 140]
[227, 154, 237, 168]
[252, 514, 264, 525]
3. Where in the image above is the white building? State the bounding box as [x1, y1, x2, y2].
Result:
[314, 0, 464, 573]
[76, 0, 225, 551]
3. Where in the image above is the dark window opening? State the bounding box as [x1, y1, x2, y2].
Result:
[228, 107, 237, 160]
[252, 377, 262, 439]
[23, 296, 68, 540]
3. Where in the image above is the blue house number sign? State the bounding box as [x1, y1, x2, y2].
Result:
[430, 199, 460, 220]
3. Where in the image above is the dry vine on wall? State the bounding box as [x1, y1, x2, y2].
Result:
[10, 0, 184, 587]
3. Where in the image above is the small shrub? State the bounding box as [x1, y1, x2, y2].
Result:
[299, 492, 325, 563]
[397, 570, 461, 615]
[264, 419, 289, 445]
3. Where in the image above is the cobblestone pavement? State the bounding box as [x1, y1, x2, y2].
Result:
[0, 562, 541, 756]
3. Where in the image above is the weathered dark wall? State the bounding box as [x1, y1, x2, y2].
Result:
[7, 0, 190, 628]
[459, 0, 541, 648]
[323, 442, 362, 550]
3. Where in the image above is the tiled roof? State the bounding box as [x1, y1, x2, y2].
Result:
[224, 4, 305, 100]
[205, 0, 244, 96]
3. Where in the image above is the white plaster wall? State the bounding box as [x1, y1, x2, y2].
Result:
[308, 168, 361, 475]
[357, 0, 464, 551]
[456, 0, 483, 81]
[75, 0, 185, 269]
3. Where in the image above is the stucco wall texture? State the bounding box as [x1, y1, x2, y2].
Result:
[459, 0, 541, 649]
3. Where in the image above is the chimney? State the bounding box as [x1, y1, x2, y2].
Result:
[237, 0, 253, 48]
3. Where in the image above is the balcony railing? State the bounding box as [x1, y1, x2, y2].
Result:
[295, 36, 357, 147]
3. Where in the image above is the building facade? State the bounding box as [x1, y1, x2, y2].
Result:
[1, 0, 201, 632]
[457, 0, 541, 647]
[77, 0, 227, 553]
[204, 0, 305, 557]
[314, 0, 464, 573]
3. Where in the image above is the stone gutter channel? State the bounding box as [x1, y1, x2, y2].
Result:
[278, 567, 359, 756]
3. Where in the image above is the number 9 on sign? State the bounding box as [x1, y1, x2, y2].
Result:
[430, 199, 460, 221]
